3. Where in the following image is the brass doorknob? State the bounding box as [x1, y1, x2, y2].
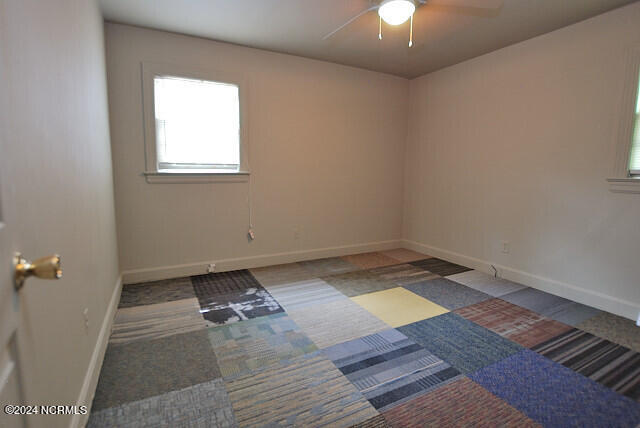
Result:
[13, 253, 62, 290]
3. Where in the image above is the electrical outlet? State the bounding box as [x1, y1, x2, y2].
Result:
[207, 263, 216, 273]
[82, 308, 89, 332]
[293, 228, 300, 240]
[501, 241, 510, 254]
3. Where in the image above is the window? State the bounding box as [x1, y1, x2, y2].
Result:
[629, 71, 640, 176]
[141, 63, 248, 183]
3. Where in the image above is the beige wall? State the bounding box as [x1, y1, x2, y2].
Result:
[404, 3, 640, 319]
[105, 23, 408, 281]
[0, 0, 120, 426]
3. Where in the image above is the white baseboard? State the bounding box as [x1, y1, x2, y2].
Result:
[402, 239, 640, 321]
[121, 240, 402, 284]
[70, 275, 122, 428]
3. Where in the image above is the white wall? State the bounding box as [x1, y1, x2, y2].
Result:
[0, 1, 120, 426]
[105, 23, 408, 282]
[404, 2, 640, 319]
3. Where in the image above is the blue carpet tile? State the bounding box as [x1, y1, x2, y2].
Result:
[532, 328, 640, 402]
[324, 329, 462, 412]
[397, 312, 522, 375]
[470, 349, 640, 428]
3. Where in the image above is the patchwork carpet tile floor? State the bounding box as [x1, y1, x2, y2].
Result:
[577, 311, 640, 353]
[324, 329, 461, 412]
[367, 263, 439, 286]
[383, 377, 541, 428]
[455, 298, 572, 348]
[409, 257, 472, 276]
[225, 351, 379, 427]
[446, 270, 528, 297]
[379, 248, 431, 263]
[91, 249, 640, 427]
[287, 298, 391, 349]
[404, 277, 492, 310]
[321, 269, 400, 297]
[248, 262, 314, 287]
[297, 256, 359, 276]
[398, 312, 523, 374]
[207, 312, 317, 380]
[532, 328, 640, 401]
[470, 349, 640, 427]
[351, 287, 449, 328]
[341, 251, 401, 269]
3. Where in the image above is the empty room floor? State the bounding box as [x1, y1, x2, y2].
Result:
[88, 249, 640, 427]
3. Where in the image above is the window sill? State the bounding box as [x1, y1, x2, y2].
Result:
[607, 177, 640, 194]
[143, 171, 250, 184]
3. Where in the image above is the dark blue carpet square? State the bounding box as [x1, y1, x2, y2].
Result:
[470, 349, 640, 428]
[397, 312, 522, 375]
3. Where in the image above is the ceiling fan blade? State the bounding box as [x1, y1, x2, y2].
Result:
[421, 0, 503, 9]
[322, 5, 378, 40]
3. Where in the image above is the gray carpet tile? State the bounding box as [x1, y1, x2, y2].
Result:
[88, 379, 236, 428]
[368, 264, 439, 286]
[265, 278, 346, 311]
[577, 312, 640, 353]
[380, 248, 431, 263]
[500, 287, 601, 326]
[118, 277, 196, 308]
[191, 270, 261, 296]
[298, 257, 360, 276]
[109, 298, 208, 345]
[398, 312, 523, 375]
[322, 269, 399, 297]
[92, 329, 221, 411]
[446, 270, 528, 297]
[405, 277, 492, 310]
[409, 258, 471, 276]
[249, 262, 315, 287]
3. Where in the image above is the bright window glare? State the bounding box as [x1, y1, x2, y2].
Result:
[629, 72, 640, 174]
[154, 76, 240, 171]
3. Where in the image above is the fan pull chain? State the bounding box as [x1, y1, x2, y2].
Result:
[378, 15, 382, 40]
[409, 14, 413, 47]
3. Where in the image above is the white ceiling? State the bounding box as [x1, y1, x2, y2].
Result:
[98, 0, 638, 78]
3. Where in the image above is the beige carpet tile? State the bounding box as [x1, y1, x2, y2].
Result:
[577, 311, 640, 353]
[342, 252, 400, 269]
[380, 248, 431, 263]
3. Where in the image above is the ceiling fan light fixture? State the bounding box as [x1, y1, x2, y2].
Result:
[378, 0, 416, 26]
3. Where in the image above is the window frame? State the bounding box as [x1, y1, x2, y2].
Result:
[141, 62, 249, 183]
[608, 46, 640, 194]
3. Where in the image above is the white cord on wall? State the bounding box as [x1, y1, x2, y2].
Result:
[247, 173, 254, 240]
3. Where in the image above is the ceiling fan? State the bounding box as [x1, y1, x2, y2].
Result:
[323, 0, 504, 47]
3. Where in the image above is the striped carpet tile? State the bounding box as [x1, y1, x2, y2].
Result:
[367, 264, 439, 286]
[408, 258, 471, 276]
[470, 349, 640, 427]
[455, 298, 572, 348]
[110, 298, 208, 345]
[265, 278, 347, 311]
[532, 328, 640, 401]
[225, 351, 379, 427]
[119, 277, 196, 308]
[191, 270, 261, 295]
[324, 329, 462, 412]
[383, 377, 541, 428]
